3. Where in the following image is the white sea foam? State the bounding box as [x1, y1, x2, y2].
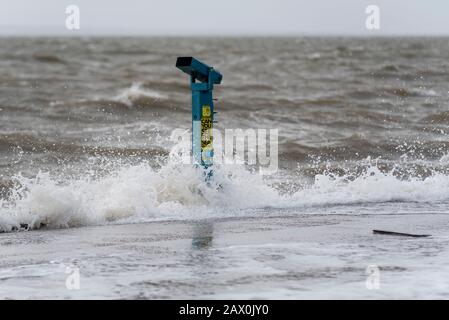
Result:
[412, 87, 438, 97]
[2, 156, 449, 232]
[115, 82, 167, 107]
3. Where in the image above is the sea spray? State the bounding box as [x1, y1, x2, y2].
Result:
[2, 154, 449, 232]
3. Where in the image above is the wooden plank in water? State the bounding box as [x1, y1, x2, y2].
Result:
[373, 229, 431, 238]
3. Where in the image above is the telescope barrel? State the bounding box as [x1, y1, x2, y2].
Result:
[176, 56, 222, 85]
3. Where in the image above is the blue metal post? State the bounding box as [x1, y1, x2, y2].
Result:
[176, 57, 222, 169]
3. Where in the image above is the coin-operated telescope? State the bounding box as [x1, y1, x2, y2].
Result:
[176, 57, 222, 169]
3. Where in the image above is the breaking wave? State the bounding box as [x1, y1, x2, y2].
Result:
[2, 155, 449, 233]
[115, 82, 169, 107]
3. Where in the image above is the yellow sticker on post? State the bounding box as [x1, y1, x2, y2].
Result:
[202, 105, 211, 117]
[201, 105, 213, 151]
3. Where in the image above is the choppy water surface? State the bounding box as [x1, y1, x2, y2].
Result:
[1, 37, 449, 231]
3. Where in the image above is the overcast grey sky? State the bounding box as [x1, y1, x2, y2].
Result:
[0, 0, 448, 36]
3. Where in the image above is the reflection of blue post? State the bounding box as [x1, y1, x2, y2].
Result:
[176, 57, 222, 169]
